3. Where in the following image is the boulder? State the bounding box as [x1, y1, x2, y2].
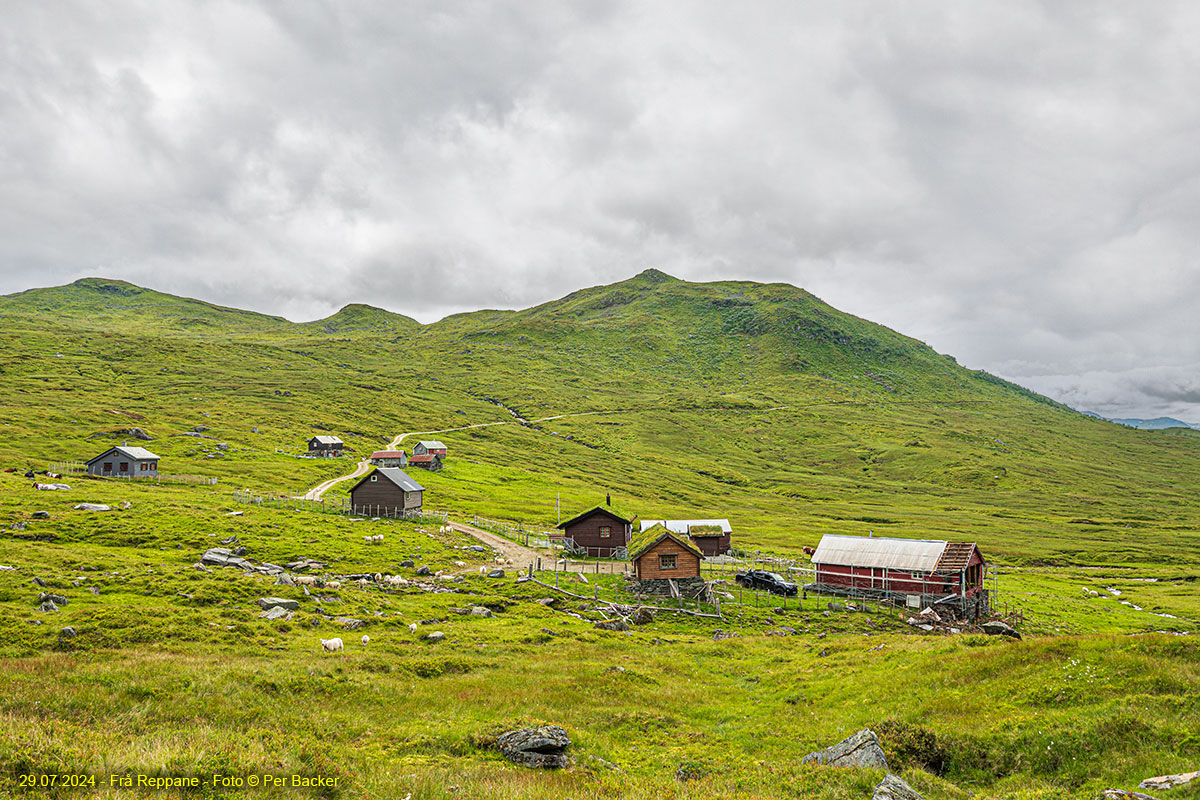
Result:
[801, 729, 889, 769]
[426, 631, 445, 642]
[39, 600, 59, 613]
[260, 607, 291, 621]
[273, 573, 296, 587]
[469, 606, 493, 618]
[59, 626, 77, 638]
[31, 511, 50, 519]
[32, 577, 46, 587]
[981, 620, 1021, 639]
[193, 562, 212, 573]
[467, 545, 489, 553]
[1141, 770, 1200, 791]
[257, 597, 299, 611]
[594, 619, 630, 632]
[873, 773, 923, 800]
[73, 503, 112, 512]
[496, 725, 571, 769]
[628, 607, 655, 625]
[415, 565, 432, 576]
[336, 617, 365, 630]
[399, 559, 415, 568]
[38, 593, 69, 607]
[1101, 791, 1160, 800]
[487, 569, 505, 578]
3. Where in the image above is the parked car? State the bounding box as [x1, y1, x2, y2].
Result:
[734, 569, 798, 596]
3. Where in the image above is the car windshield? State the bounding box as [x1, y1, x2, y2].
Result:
[767, 573, 787, 582]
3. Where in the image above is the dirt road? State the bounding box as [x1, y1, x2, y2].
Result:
[449, 521, 627, 576]
[302, 458, 371, 501]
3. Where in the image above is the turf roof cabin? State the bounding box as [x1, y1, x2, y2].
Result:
[811, 534, 990, 619]
[86, 445, 160, 478]
[628, 524, 707, 598]
[348, 467, 424, 516]
[412, 440, 447, 457]
[308, 435, 343, 457]
[557, 499, 636, 558]
[369, 450, 408, 468]
[640, 518, 732, 556]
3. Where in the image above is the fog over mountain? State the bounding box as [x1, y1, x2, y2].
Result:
[2, 2, 1199, 419]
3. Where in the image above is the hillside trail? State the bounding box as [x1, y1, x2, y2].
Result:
[447, 521, 627, 577]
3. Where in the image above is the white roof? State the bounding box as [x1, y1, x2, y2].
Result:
[417, 440, 447, 449]
[811, 534, 947, 572]
[371, 467, 424, 492]
[311, 435, 343, 445]
[640, 519, 732, 535]
[89, 445, 160, 463]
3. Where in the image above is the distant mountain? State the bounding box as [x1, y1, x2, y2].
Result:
[1105, 416, 1199, 430]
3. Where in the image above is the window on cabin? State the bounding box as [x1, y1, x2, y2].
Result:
[660, 554, 677, 570]
[102, 462, 112, 473]
[150, 462, 156, 470]
[140, 463, 147, 471]
[370, 475, 377, 482]
[599, 526, 611, 538]
[119, 462, 129, 472]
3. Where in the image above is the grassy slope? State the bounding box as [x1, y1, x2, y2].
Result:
[1, 272, 1199, 798]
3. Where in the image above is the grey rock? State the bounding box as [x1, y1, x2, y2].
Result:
[827, 602, 845, 611]
[39, 600, 59, 613]
[1141, 770, 1200, 790]
[801, 729, 889, 769]
[38, 593, 68, 607]
[467, 545, 489, 553]
[628, 607, 654, 625]
[59, 626, 77, 638]
[88, 586, 100, 595]
[260, 607, 291, 621]
[469, 606, 493, 618]
[873, 773, 923, 800]
[31, 511, 50, 519]
[274, 573, 296, 587]
[399, 559, 415, 568]
[497, 725, 571, 769]
[981, 620, 1021, 639]
[415, 565, 432, 576]
[32, 577, 47, 587]
[594, 619, 630, 632]
[192, 562, 212, 573]
[426, 631, 445, 642]
[536, 598, 556, 606]
[257, 597, 299, 611]
[336, 617, 365, 630]
[1102, 791, 1160, 800]
[487, 569, 505, 578]
[10, 522, 27, 531]
[73, 503, 112, 512]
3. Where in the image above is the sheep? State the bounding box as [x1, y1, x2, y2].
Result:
[321, 637, 344, 653]
[372, 534, 384, 545]
[408, 622, 418, 634]
[357, 578, 370, 587]
[325, 581, 341, 590]
[363, 535, 372, 544]
[361, 634, 370, 646]
[294, 576, 316, 586]
[374, 573, 382, 582]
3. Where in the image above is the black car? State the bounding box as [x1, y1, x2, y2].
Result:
[734, 569, 798, 596]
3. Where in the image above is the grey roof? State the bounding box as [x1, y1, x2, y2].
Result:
[87, 445, 160, 464]
[310, 435, 343, 445]
[812, 534, 947, 572]
[640, 518, 732, 535]
[417, 440, 447, 449]
[370, 467, 424, 492]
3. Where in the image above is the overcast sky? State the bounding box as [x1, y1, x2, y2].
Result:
[2, 2, 1198, 420]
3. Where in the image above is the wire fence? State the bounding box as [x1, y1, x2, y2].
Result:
[232, 489, 448, 522]
[49, 462, 218, 485]
[472, 514, 563, 548]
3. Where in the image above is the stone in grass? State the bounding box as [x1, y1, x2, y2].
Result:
[415, 565, 432, 576]
[38, 593, 69, 607]
[32, 511, 50, 519]
[594, 619, 630, 632]
[469, 606, 493, 618]
[981, 620, 1021, 639]
[1141, 770, 1200, 791]
[260, 607, 291, 621]
[39, 600, 59, 613]
[73, 503, 112, 512]
[257, 597, 299, 611]
[59, 626, 78, 638]
[487, 569, 505, 579]
[873, 773, 923, 800]
[497, 725, 570, 769]
[801, 729, 889, 769]
[1102, 791, 1161, 800]
[336, 617, 365, 630]
[274, 573, 295, 587]
[425, 631, 445, 642]
[399, 559, 415, 568]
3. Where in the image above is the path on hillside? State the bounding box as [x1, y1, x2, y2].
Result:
[300, 402, 799, 501]
[448, 521, 627, 576]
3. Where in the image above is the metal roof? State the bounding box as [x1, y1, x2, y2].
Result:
[409, 453, 439, 463]
[417, 440, 447, 449]
[370, 451, 406, 458]
[640, 519, 732, 535]
[370, 467, 424, 492]
[812, 534, 948, 572]
[87, 445, 160, 464]
[311, 435, 343, 445]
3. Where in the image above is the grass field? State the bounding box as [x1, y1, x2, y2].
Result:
[1, 273, 1198, 798]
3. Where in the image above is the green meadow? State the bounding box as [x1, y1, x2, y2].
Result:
[1, 272, 1198, 798]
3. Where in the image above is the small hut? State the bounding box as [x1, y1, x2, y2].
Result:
[556, 499, 636, 558]
[628, 523, 706, 598]
[308, 435, 343, 457]
[640, 518, 732, 556]
[86, 445, 160, 478]
[348, 468, 424, 516]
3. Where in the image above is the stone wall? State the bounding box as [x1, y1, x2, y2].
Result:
[630, 576, 708, 600]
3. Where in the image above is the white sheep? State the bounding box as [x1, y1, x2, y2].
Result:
[363, 535, 372, 544]
[321, 637, 344, 653]
[408, 622, 418, 634]
[361, 634, 370, 646]
[325, 581, 341, 590]
[372, 534, 384, 545]
[294, 576, 316, 586]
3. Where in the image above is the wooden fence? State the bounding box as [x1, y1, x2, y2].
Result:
[472, 514, 563, 548]
[232, 489, 448, 523]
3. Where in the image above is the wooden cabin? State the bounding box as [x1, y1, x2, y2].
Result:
[640, 518, 732, 556]
[308, 435, 343, 457]
[629, 524, 703, 581]
[408, 453, 443, 472]
[556, 502, 636, 558]
[348, 468, 424, 516]
[86, 445, 160, 478]
[369, 450, 408, 468]
[811, 534, 989, 618]
[412, 440, 447, 458]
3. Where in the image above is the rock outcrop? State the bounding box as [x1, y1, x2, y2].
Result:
[497, 725, 571, 769]
[801, 728, 889, 769]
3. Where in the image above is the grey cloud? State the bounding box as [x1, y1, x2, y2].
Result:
[2, 1, 1199, 419]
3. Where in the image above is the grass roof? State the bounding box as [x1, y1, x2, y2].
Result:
[628, 523, 704, 560]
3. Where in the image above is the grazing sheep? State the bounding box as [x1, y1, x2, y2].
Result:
[363, 535, 372, 544]
[321, 637, 344, 653]
[408, 623, 418, 634]
[325, 581, 341, 590]
[294, 576, 316, 586]
[374, 573, 382, 582]
[357, 578, 370, 587]
[361, 634, 370, 646]
[372, 534, 384, 544]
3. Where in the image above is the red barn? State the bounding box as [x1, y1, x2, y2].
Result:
[811, 534, 989, 619]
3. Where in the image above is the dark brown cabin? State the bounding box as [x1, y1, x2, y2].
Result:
[556, 503, 636, 558]
[348, 467, 424, 516]
[308, 435, 343, 457]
